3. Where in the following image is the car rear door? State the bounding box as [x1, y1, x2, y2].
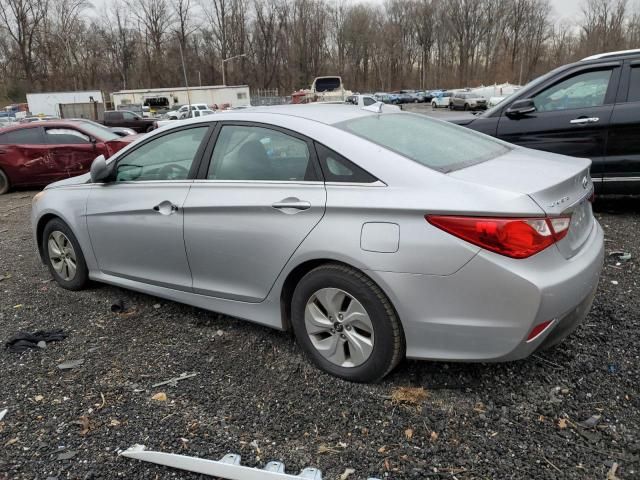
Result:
[603, 60, 640, 193]
[43, 126, 97, 178]
[182, 122, 326, 302]
[86, 124, 213, 291]
[496, 63, 621, 181]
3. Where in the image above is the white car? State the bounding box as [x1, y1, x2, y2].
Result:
[346, 95, 400, 111]
[431, 92, 452, 108]
[167, 103, 210, 120]
[156, 109, 215, 128]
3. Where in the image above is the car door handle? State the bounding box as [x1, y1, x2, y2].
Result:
[570, 117, 599, 125]
[272, 198, 311, 211]
[153, 201, 179, 215]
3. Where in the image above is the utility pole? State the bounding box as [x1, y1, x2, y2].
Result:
[221, 54, 246, 86]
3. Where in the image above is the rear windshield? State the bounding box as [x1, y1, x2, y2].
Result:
[336, 113, 510, 172]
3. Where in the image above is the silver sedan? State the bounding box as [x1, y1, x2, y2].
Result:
[31, 104, 604, 382]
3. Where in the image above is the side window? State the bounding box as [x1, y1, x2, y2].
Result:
[208, 125, 315, 181]
[109, 112, 123, 121]
[3, 128, 44, 144]
[116, 126, 209, 182]
[627, 66, 640, 102]
[315, 143, 377, 183]
[533, 69, 612, 112]
[122, 112, 137, 120]
[363, 97, 376, 106]
[45, 128, 90, 145]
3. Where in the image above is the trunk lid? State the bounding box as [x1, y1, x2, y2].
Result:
[449, 147, 594, 259]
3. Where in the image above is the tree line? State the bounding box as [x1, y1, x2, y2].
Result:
[0, 0, 638, 103]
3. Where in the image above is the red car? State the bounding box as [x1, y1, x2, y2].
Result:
[0, 121, 139, 194]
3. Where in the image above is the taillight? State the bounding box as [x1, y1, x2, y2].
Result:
[426, 215, 572, 259]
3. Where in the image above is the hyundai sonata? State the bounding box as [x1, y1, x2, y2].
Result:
[31, 104, 604, 382]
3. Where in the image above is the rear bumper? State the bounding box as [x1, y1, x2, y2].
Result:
[370, 220, 604, 361]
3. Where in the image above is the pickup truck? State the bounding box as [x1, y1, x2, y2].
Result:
[102, 110, 157, 133]
[450, 49, 640, 194]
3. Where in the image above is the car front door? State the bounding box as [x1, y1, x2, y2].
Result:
[121, 111, 143, 131]
[43, 126, 97, 178]
[86, 124, 213, 290]
[496, 65, 620, 180]
[183, 122, 326, 302]
[604, 61, 640, 193]
[0, 126, 55, 186]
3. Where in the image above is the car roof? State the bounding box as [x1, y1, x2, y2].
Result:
[206, 104, 388, 125]
[1, 120, 88, 132]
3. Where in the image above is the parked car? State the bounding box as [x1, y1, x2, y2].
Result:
[155, 109, 216, 128]
[431, 91, 453, 108]
[102, 110, 157, 133]
[32, 104, 602, 382]
[345, 94, 378, 107]
[451, 49, 640, 194]
[0, 121, 137, 194]
[488, 95, 508, 107]
[166, 103, 211, 120]
[19, 115, 60, 123]
[449, 92, 487, 111]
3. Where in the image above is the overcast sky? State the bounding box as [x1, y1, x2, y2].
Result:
[87, 0, 587, 23]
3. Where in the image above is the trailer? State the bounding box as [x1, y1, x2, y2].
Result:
[110, 85, 251, 113]
[26, 91, 104, 118]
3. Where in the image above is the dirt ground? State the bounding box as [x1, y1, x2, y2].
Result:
[0, 190, 638, 480]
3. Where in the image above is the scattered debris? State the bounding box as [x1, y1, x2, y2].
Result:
[339, 468, 355, 480]
[57, 450, 78, 460]
[404, 428, 413, 440]
[390, 386, 428, 405]
[120, 444, 362, 479]
[34, 395, 44, 402]
[609, 251, 631, 262]
[611, 280, 619, 285]
[579, 415, 602, 429]
[152, 372, 199, 388]
[110, 299, 137, 316]
[77, 416, 91, 435]
[36, 341, 46, 349]
[153, 303, 161, 309]
[5, 437, 18, 446]
[430, 431, 439, 442]
[606, 462, 621, 480]
[0, 273, 11, 282]
[0, 408, 7, 421]
[557, 418, 569, 429]
[5, 329, 67, 353]
[109, 419, 121, 427]
[608, 364, 619, 374]
[57, 359, 84, 370]
[151, 392, 167, 402]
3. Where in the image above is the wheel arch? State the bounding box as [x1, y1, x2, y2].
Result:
[36, 213, 63, 262]
[279, 258, 401, 333]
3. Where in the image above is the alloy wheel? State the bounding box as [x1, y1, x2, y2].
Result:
[304, 287, 374, 368]
[47, 231, 77, 281]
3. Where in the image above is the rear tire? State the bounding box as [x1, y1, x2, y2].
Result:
[0, 169, 9, 195]
[431, 102, 437, 109]
[291, 264, 404, 383]
[42, 218, 89, 291]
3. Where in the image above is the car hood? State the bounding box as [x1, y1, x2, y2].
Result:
[45, 172, 91, 189]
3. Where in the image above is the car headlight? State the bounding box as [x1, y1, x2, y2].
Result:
[32, 191, 46, 204]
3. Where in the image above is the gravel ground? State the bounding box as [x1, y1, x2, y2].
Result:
[0, 191, 638, 480]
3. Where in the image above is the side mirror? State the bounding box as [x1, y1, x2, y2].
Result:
[506, 99, 536, 118]
[90, 155, 112, 183]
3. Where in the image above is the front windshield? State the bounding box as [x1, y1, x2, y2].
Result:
[481, 64, 568, 117]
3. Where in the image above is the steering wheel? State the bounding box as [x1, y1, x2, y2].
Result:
[158, 163, 189, 180]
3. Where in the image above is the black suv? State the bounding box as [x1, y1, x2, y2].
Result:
[450, 50, 640, 194]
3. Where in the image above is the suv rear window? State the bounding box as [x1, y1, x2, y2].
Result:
[336, 113, 510, 172]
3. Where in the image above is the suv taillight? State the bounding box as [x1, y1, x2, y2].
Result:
[426, 215, 572, 259]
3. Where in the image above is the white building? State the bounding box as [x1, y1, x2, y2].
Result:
[110, 85, 251, 111]
[26, 90, 104, 117]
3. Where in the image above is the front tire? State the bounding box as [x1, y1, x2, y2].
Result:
[0, 168, 9, 195]
[42, 218, 89, 290]
[291, 264, 404, 383]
